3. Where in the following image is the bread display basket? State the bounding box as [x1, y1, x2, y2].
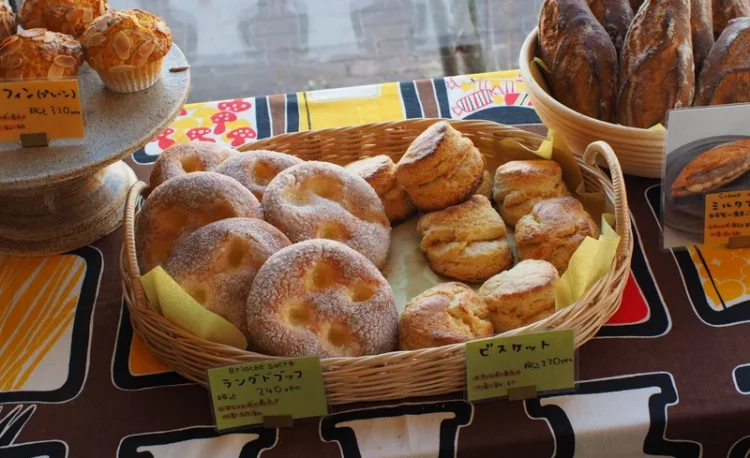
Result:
[121, 119, 633, 405]
[519, 28, 665, 179]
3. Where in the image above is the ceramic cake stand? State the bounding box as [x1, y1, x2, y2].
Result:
[0, 46, 190, 256]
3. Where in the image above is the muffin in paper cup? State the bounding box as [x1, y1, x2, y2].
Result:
[80, 8, 172, 93]
[0, 29, 83, 80]
[20, 0, 109, 37]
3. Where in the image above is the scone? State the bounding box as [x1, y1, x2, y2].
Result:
[395, 121, 484, 212]
[474, 170, 493, 200]
[80, 9, 172, 92]
[166, 218, 291, 341]
[671, 139, 750, 197]
[150, 142, 237, 190]
[492, 160, 571, 227]
[216, 150, 303, 201]
[514, 197, 599, 274]
[246, 239, 398, 357]
[345, 155, 416, 224]
[20, 0, 108, 37]
[0, 29, 83, 80]
[478, 259, 559, 332]
[0, 2, 17, 44]
[417, 195, 513, 283]
[399, 282, 494, 350]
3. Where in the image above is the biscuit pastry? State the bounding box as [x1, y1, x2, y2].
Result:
[166, 218, 291, 340]
[586, 0, 634, 56]
[216, 150, 303, 201]
[538, 0, 618, 122]
[671, 139, 750, 197]
[0, 2, 16, 44]
[395, 121, 484, 212]
[262, 161, 391, 269]
[417, 195, 513, 283]
[399, 282, 494, 350]
[492, 160, 571, 227]
[474, 170, 493, 200]
[618, 0, 695, 128]
[345, 155, 416, 224]
[136, 172, 263, 273]
[246, 239, 398, 357]
[150, 142, 236, 190]
[695, 18, 750, 106]
[0, 29, 83, 80]
[478, 260, 559, 332]
[20, 0, 107, 37]
[712, 0, 750, 39]
[515, 197, 599, 274]
[80, 9, 172, 92]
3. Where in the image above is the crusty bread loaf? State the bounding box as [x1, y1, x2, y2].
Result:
[712, 0, 750, 39]
[586, 0, 634, 55]
[399, 282, 494, 350]
[695, 17, 750, 106]
[538, 0, 618, 122]
[618, 0, 695, 128]
[692, 0, 715, 76]
[630, 0, 645, 11]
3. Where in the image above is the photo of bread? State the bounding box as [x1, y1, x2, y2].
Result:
[671, 139, 750, 197]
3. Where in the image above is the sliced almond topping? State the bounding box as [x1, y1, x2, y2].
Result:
[54, 55, 77, 68]
[138, 40, 155, 57]
[2, 56, 22, 69]
[31, 32, 46, 41]
[47, 64, 65, 78]
[155, 22, 169, 35]
[62, 39, 81, 49]
[44, 31, 56, 43]
[83, 32, 105, 47]
[130, 53, 147, 68]
[82, 9, 94, 23]
[19, 28, 45, 38]
[99, 0, 106, 16]
[0, 37, 22, 56]
[96, 18, 108, 32]
[66, 8, 84, 22]
[6, 69, 23, 79]
[113, 31, 130, 60]
[109, 64, 135, 74]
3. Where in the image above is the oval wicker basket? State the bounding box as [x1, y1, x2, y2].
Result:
[121, 119, 633, 405]
[519, 28, 665, 179]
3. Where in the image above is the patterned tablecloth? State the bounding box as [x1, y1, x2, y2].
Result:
[2, 70, 750, 458]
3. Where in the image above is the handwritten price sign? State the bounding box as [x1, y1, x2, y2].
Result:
[704, 191, 750, 246]
[465, 329, 575, 402]
[0, 78, 84, 143]
[207, 356, 327, 431]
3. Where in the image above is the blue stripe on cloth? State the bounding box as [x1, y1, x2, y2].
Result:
[432, 77, 450, 119]
[399, 81, 423, 118]
[285, 92, 300, 133]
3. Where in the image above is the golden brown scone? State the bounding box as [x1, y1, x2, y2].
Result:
[150, 142, 236, 191]
[695, 18, 750, 106]
[417, 195, 513, 283]
[345, 155, 416, 224]
[691, 0, 715, 76]
[515, 197, 599, 274]
[262, 161, 391, 269]
[0, 29, 82, 80]
[20, 0, 107, 37]
[216, 150, 302, 201]
[135, 172, 264, 273]
[395, 121, 484, 212]
[586, 0, 634, 56]
[166, 218, 291, 340]
[474, 170, 493, 200]
[0, 2, 17, 44]
[478, 259, 559, 332]
[80, 9, 172, 92]
[538, 0, 618, 123]
[493, 160, 571, 227]
[399, 282, 494, 350]
[246, 239, 398, 357]
[618, 0, 695, 128]
[671, 139, 750, 197]
[712, 0, 750, 39]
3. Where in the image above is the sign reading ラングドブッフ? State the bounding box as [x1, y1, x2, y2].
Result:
[465, 329, 575, 402]
[0, 78, 85, 143]
[207, 356, 328, 431]
[661, 104, 750, 249]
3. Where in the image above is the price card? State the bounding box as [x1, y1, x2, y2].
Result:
[465, 329, 575, 402]
[207, 356, 328, 431]
[0, 78, 85, 143]
[704, 191, 750, 246]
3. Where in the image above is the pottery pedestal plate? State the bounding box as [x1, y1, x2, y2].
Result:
[0, 46, 189, 256]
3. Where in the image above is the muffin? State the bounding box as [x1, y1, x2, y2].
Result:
[478, 259, 559, 332]
[514, 197, 599, 274]
[79, 9, 172, 93]
[399, 282, 494, 350]
[417, 195, 513, 283]
[0, 29, 83, 80]
[20, 0, 108, 37]
[0, 1, 16, 44]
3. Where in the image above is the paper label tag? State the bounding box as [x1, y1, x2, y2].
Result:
[465, 329, 575, 402]
[207, 356, 327, 431]
[0, 78, 85, 143]
[704, 191, 750, 246]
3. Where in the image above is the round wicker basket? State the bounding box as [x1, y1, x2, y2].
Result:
[121, 119, 633, 405]
[519, 28, 665, 179]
